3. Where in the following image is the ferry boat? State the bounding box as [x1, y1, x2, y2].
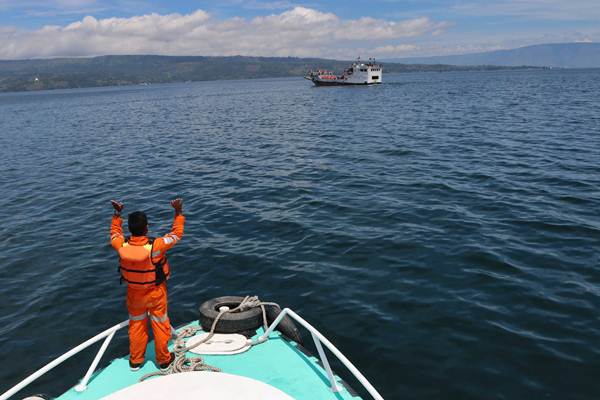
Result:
[305, 58, 382, 86]
[1, 296, 384, 400]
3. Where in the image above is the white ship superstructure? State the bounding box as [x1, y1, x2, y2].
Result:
[305, 58, 382, 86]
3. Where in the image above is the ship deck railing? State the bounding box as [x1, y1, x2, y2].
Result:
[0, 308, 384, 400]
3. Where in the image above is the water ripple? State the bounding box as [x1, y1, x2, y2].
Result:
[1, 70, 600, 399]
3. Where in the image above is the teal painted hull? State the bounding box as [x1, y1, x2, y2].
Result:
[56, 322, 362, 399]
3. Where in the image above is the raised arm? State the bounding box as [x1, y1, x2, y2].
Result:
[110, 200, 125, 250]
[152, 198, 185, 256]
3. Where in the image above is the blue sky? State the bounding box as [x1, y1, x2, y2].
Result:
[0, 0, 598, 59]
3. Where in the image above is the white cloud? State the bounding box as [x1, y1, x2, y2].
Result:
[372, 44, 418, 55]
[396, 28, 600, 58]
[454, 0, 600, 21]
[0, 7, 446, 59]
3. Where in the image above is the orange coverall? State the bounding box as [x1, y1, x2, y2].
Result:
[110, 213, 185, 365]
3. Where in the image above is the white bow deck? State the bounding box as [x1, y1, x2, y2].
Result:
[103, 371, 294, 399]
[2, 308, 384, 400]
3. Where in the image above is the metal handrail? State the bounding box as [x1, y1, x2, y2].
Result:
[1, 309, 384, 400]
[258, 308, 384, 400]
[0, 320, 129, 400]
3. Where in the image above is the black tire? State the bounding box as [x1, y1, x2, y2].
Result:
[265, 305, 304, 346]
[198, 296, 263, 334]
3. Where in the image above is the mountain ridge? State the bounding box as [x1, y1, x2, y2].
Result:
[386, 43, 600, 68]
[0, 55, 533, 93]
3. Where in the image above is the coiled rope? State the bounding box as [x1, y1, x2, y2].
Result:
[140, 295, 279, 382]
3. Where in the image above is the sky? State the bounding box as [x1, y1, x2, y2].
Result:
[0, 0, 598, 60]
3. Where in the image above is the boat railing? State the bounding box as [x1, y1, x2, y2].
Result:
[259, 308, 384, 400]
[0, 320, 129, 400]
[1, 309, 384, 400]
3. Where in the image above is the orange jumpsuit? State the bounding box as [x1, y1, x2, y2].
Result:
[110, 213, 185, 365]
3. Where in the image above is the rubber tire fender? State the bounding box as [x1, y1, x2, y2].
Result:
[198, 296, 263, 334]
[265, 305, 304, 346]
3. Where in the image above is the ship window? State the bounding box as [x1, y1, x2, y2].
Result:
[372, 76, 379, 79]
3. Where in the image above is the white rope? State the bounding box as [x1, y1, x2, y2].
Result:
[140, 296, 279, 382]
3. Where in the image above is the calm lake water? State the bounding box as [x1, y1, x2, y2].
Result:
[1, 69, 599, 399]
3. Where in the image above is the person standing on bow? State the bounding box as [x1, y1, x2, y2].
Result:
[110, 198, 185, 372]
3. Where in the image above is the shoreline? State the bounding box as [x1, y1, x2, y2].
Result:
[0, 54, 546, 94]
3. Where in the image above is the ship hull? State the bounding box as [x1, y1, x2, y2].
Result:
[311, 79, 380, 86]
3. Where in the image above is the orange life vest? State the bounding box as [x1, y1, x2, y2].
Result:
[118, 237, 169, 288]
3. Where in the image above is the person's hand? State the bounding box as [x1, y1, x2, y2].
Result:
[111, 200, 124, 215]
[171, 198, 183, 215]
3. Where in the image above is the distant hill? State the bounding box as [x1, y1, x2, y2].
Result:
[387, 43, 600, 68]
[0, 55, 532, 93]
